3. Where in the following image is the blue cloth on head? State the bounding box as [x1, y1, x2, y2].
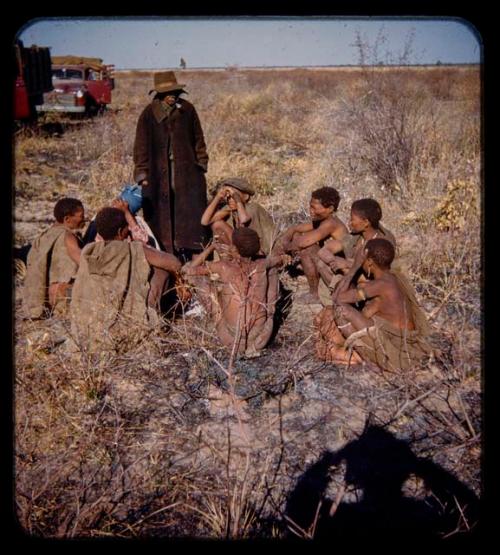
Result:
[119, 184, 142, 215]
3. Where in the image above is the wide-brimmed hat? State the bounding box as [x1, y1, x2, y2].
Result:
[217, 177, 255, 196]
[149, 71, 187, 95]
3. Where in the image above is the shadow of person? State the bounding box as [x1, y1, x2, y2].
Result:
[284, 424, 480, 541]
[269, 281, 294, 344]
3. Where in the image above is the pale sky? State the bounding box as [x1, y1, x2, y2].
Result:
[17, 17, 481, 70]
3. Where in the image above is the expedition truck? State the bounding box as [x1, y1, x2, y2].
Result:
[36, 55, 115, 116]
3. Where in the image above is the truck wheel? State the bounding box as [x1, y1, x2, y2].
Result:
[85, 98, 98, 117]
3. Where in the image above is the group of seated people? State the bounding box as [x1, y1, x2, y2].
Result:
[19, 178, 432, 371]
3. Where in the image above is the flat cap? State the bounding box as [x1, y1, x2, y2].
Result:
[217, 177, 255, 196]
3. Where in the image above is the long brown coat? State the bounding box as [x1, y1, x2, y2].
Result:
[133, 98, 210, 252]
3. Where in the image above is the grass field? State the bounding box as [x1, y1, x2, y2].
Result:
[13, 65, 482, 539]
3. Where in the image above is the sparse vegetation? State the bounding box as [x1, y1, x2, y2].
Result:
[14, 64, 481, 539]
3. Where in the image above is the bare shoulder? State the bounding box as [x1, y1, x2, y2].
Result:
[333, 215, 348, 231]
[313, 217, 335, 234]
[64, 231, 79, 244]
[376, 273, 401, 297]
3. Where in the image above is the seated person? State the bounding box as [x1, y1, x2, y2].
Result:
[84, 185, 170, 310]
[182, 228, 290, 358]
[83, 184, 159, 248]
[277, 187, 349, 304]
[201, 177, 276, 255]
[314, 238, 432, 371]
[318, 198, 396, 286]
[70, 207, 188, 352]
[23, 197, 85, 318]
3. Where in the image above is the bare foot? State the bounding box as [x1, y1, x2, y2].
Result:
[327, 346, 363, 366]
[242, 348, 263, 359]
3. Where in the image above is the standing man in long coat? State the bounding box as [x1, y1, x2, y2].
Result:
[133, 71, 210, 262]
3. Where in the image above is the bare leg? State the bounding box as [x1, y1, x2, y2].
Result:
[314, 307, 346, 346]
[266, 266, 280, 308]
[318, 243, 337, 264]
[147, 267, 169, 310]
[297, 244, 321, 302]
[318, 245, 350, 279]
[216, 319, 240, 350]
[335, 302, 374, 335]
[314, 306, 363, 365]
[316, 258, 335, 287]
[250, 267, 280, 352]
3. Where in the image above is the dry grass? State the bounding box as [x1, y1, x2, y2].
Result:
[13, 65, 481, 539]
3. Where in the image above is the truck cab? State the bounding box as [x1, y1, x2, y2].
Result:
[36, 56, 114, 116]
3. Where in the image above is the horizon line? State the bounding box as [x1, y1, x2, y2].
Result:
[114, 62, 480, 72]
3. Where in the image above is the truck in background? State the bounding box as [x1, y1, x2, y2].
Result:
[36, 55, 115, 116]
[14, 40, 53, 120]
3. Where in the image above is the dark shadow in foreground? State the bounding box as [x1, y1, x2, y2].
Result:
[284, 424, 480, 541]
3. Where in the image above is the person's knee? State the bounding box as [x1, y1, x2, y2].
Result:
[318, 246, 333, 263]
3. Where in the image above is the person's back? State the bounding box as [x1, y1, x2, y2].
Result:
[215, 255, 272, 350]
[71, 239, 155, 352]
[184, 227, 288, 357]
[70, 207, 184, 353]
[360, 271, 416, 331]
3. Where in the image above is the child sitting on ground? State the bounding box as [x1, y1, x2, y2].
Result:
[23, 197, 86, 318]
[201, 177, 276, 256]
[182, 228, 290, 358]
[70, 207, 188, 352]
[317, 198, 397, 288]
[276, 186, 350, 304]
[315, 238, 431, 371]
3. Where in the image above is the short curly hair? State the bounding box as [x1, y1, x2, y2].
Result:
[53, 198, 83, 223]
[311, 187, 340, 211]
[351, 198, 382, 228]
[95, 207, 127, 240]
[232, 227, 261, 258]
[365, 238, 395, 269]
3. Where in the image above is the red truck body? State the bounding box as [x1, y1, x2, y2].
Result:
[37, 56, 114, 115]
[14, 40, 53, 120]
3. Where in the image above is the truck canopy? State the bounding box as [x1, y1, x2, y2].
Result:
[52, 56, 105, 71]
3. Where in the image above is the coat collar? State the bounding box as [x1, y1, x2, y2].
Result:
[152, 98, 184, 123]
